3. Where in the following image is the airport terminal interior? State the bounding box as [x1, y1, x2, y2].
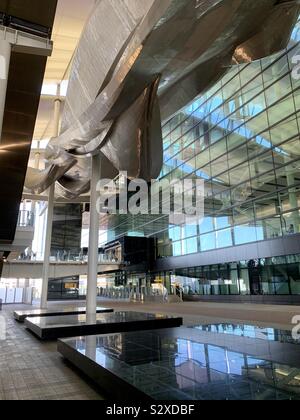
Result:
[1, 0, 300, 401]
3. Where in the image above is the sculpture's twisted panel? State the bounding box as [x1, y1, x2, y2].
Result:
[101, 77, 162, 180]
[61, 0, 157, 133]
[25, 0, 300, 199]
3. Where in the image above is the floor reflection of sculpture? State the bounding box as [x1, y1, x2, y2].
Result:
[24, 0, 299, 198]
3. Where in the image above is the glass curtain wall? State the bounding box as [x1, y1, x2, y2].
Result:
[99, 19, 300, 263]
[153, 18, 300, 258]
[154, 254, 300, 297]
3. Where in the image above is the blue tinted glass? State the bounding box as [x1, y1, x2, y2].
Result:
[234, 226, 257, 245]
[216, 229, 233, 248]
[200, 217, 214, 234]
[201, 232, 216, 251]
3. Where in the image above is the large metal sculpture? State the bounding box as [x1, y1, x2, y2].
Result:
[25, 0, 300, 199]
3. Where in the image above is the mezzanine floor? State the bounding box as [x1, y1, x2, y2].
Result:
[0, 300, 299, 400]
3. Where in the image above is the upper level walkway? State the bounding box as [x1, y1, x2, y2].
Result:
[1, 260, 120, 279]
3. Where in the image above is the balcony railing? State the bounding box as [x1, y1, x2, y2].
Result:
[0, 13, 52, 38]
[16, 251, 121, 264]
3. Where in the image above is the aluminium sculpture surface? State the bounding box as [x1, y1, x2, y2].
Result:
[25, 0, 300, 199]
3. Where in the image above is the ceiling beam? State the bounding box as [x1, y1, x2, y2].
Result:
[0, 25, 53, 56]
[22, 193, 90, 204]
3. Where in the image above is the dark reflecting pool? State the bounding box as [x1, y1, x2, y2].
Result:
[26, 311, 183, 340]
[14, 307, 114, 323]
[58, 325, 300, 400]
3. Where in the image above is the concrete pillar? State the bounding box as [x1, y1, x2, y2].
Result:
[40, 183, 55, 309]
[53, 93, 62, 138]
[0, 40, 11, 139]
[86, 153, 101, 315]
[27, 144, 41, 258]
[40, 86, 61, 309]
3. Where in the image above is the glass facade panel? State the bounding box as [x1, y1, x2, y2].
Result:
[101, 18, 300, 299]
[200, 232, 216, 251]
[234, 224, 258, 245]
[152, 254, 300, 297]
[216, 229, 233, 249]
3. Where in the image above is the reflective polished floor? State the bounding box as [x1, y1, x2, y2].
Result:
[2, 300, 300, 400]
[25, 312, 183, 340]
[58, 325, 300, 400]
[0, 305, 104, 400]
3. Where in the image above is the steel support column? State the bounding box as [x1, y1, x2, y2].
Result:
[40, 86, 61, 309]
[86, 153, 101, 315]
